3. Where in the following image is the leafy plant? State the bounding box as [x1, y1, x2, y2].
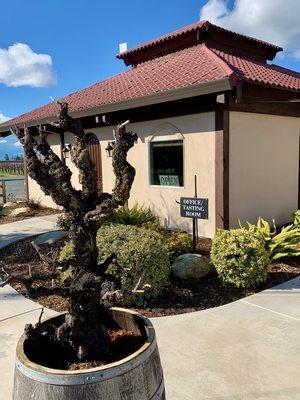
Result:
[211, 229, 270, 288]
[142, 221, 193, 260]
[240, 217, 300, 260]
[25, 197, 41, 210]
[163, 231, 192, 260]
[292, 210, 300, 229]
[109, 204, 156, 226]
[59, 224, 170, 305]
[96, 224, 170, 304]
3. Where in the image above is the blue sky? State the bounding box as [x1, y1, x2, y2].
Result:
[0, 0, 300, 159]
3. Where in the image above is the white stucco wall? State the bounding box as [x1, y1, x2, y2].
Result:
[229, 111, 299, 227]
[28, 112, 217, 238]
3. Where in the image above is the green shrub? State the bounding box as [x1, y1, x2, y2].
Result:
[164, 231, 193, 260]
[240, 217, 300, 260]
[211, 229, 270, 288]
[293, 210, 300, 229]
[109, 204, 156, 227]
[142, 221, 192, 260]
[59, 240, 73, 262]
[97, 224, 170, 304]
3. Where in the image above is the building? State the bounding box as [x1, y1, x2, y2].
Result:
[1, 21, 300, 238]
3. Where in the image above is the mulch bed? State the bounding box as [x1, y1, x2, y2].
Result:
[0, 203, 60, 225]
[1, 237, 299, 318]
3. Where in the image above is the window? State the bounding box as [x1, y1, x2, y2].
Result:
[150, 140, 183, 187]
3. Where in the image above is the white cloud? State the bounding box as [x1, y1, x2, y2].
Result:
[0, 139, 7, 143]
[0, 43, 56, 87]
[14, 141, 22, 147]
[0, 113, 10, 123]
[200, 0, 300, 59]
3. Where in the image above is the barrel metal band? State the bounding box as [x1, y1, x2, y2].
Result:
[15, 338, 157, 385]
[150, 377, 165, 399]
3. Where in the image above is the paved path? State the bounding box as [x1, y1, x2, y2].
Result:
[153, 276, 300, 400]
[0, 218, 299, 399]
[0, 214, 59, 249]
[0, 215, 60, 399]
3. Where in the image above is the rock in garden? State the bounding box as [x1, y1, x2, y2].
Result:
[9, 207, 31, 217]
[171, 253, 213, 279]
[1, 202, 17, 215]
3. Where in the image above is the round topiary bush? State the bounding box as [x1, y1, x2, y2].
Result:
[96, 224, 170, 303]
[211, 229, 270, 288]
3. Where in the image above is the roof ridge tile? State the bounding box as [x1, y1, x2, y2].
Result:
[202, 45, 236, 84]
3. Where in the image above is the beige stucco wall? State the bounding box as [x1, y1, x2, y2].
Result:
[28, 112, 217, 238]
[27, 133, 61, 209]
[229, 111, 299, 228]
[95, 112, 216, 237]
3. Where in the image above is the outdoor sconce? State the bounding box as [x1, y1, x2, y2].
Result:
[62, 143, 72, 159]
[105, 141, 115, 158]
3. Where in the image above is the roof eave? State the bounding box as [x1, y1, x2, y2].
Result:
[0, 77, 233, 136]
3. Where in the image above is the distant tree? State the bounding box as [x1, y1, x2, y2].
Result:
[3, 153, 9, 161]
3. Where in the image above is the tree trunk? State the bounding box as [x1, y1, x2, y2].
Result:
[7, 103, 138, 365]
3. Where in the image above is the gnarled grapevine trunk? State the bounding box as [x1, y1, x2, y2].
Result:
[7, 102, 140, 363]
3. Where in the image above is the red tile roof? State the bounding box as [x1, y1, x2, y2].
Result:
[0, 44, 233, 130]
[210, 46, 300, 91]
[118, 20, 282, 60]
[0, 22, 299, 133]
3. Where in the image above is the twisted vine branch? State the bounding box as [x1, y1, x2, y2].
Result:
[4, 101, 142, 363]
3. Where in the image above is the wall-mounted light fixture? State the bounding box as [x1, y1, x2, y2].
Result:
[105, 141, 115, 158]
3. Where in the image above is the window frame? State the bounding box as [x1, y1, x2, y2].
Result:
[148, 139, 185, 189]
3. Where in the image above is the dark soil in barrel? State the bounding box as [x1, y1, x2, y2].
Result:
[1, 237, 300, 318]
[69, 329, 145, 370]
[25, 323, 145, 370]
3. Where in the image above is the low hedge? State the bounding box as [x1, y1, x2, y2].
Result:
[211, 229, 270, 289]
[59, 224, 170, 305]
[96, 224, 170, 304]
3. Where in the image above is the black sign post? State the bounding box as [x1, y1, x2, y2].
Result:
[180, 175, 209, 251]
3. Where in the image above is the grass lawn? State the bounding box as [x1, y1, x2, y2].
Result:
[0, 172, 21, 178]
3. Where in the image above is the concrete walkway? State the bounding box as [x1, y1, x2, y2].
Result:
[153, 277, 300, 400]
[0, 218, 299, 399]
[0, 214, 60, 249]
[0, 215, 60, 399]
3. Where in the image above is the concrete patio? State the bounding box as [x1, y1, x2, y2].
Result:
[0, 217, 299, 399]
[152, 276, 300, 400]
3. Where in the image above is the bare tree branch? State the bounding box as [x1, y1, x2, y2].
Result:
[31, 241, 64, 271]
[52, 102, 99, 202]
[11, 125, 83, 212]
[84, 121, 137, 224]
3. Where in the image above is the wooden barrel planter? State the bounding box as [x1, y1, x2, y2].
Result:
[13, 308, 165, 400]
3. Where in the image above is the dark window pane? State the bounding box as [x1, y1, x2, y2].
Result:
[150, 140, 183, 187]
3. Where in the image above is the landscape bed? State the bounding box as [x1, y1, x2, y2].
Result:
[0, 203, 60, 225]
[1, 237, 299, 318]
